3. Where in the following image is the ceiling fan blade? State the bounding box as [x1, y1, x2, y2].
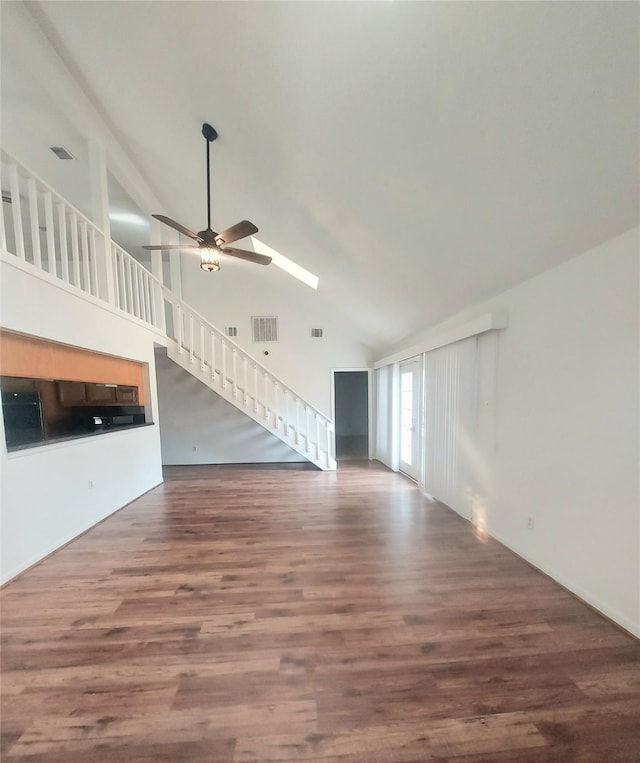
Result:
[215, 220, 258, 246]
[222, 247, 272, 266]
[152, 214, 202, 241]
[142, 244, 199, 250]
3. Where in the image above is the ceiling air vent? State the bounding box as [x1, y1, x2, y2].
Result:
[252, 316, 278, 343]
[310, 328, 323, 338]
[225, 326, 238, 337]
[49, 146, 75, 161]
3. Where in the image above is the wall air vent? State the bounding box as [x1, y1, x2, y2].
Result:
[311, 328, 324, 338]
[49, 146, 75, 161]
[2, 191, 12, 204]
[225, 326, 238, 337]
[252, 316, 279, 343]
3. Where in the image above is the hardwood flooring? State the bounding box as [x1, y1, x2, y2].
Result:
[2, 462, 639, 761]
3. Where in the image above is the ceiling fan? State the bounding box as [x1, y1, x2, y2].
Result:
[143, 123, 271, 272]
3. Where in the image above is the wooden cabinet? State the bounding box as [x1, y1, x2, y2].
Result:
[86, 384, 117, 404]
[57, 381, 139, 406]
[1, 376, 37, 393]
[116, 386, 139, 404]
[58, 381, 86, 404]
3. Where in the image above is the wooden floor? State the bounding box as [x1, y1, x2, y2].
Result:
[1, 462, 639, 762]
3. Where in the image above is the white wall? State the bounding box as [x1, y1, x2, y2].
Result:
[155, 349, 305, 464]
[0, 257, 164, 583]
[180, 259, 372, 418]
[377, 228, 640, 636]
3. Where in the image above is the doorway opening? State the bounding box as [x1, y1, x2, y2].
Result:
[333, 370, 369, 461]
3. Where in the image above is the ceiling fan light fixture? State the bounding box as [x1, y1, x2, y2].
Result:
[144, 124, 268, 270]
[200, 247, 220, 272]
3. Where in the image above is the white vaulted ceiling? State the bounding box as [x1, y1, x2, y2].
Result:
[5, 1, 640, 352]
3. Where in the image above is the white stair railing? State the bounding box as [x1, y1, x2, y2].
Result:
[1, 151, 336, 469]
[162, 287, 336, 469]
[112, 242, 160, 328]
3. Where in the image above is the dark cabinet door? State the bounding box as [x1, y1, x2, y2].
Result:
[58, 381, 86, 404]
[116, 386, 139, 404]
[86, 384, 117, 404]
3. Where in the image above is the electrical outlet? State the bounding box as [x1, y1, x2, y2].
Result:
[88, 479, 94, 489]
[527, 516, 534, 531]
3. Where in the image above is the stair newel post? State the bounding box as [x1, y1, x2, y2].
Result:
[189, 313, 195, 364]
[254, 365, 259, 413]
[295, 399, 300, 445]
[221, 340, 227, 388]
[243, 356, 248, 406]
[232, 349, 238, 398]
[274, 383, 280, 429]
[326, 420, 333, 464]
[200, 323, 205, 373]
[210, 331, 216, 383]
[176, 304, 183, 353]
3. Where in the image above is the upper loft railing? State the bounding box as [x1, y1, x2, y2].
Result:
[0, 153, 162, 330]
[0, 152, 335, 468]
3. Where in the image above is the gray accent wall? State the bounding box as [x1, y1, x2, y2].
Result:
[155, 349, 305, 465]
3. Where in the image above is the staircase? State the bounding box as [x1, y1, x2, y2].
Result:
[0, 152, 336, 470]
[161, 288, 335, 469]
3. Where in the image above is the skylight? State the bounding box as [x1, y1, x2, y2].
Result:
[250, 237, 319, 290]
[109, 212, 147, 226]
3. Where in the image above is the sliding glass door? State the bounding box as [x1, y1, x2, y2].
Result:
[399, 356, 422, 480]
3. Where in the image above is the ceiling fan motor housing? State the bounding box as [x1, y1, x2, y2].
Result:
[198, 229, 218, 246]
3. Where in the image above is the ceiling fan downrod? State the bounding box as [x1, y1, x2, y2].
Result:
[202, 123, 218, 232]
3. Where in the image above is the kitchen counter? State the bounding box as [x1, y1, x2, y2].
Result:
[6, 421, 155, 453]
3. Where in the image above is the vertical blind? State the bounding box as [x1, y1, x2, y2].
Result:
[424, 336, 477, 518]
[375, 365, 392, 468]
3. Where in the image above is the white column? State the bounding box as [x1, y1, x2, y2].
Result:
[169, 231, 182, 338]
[88, 141, 115, 304]
[149, 218, 166, 333]
[169, 234, 183, 298]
